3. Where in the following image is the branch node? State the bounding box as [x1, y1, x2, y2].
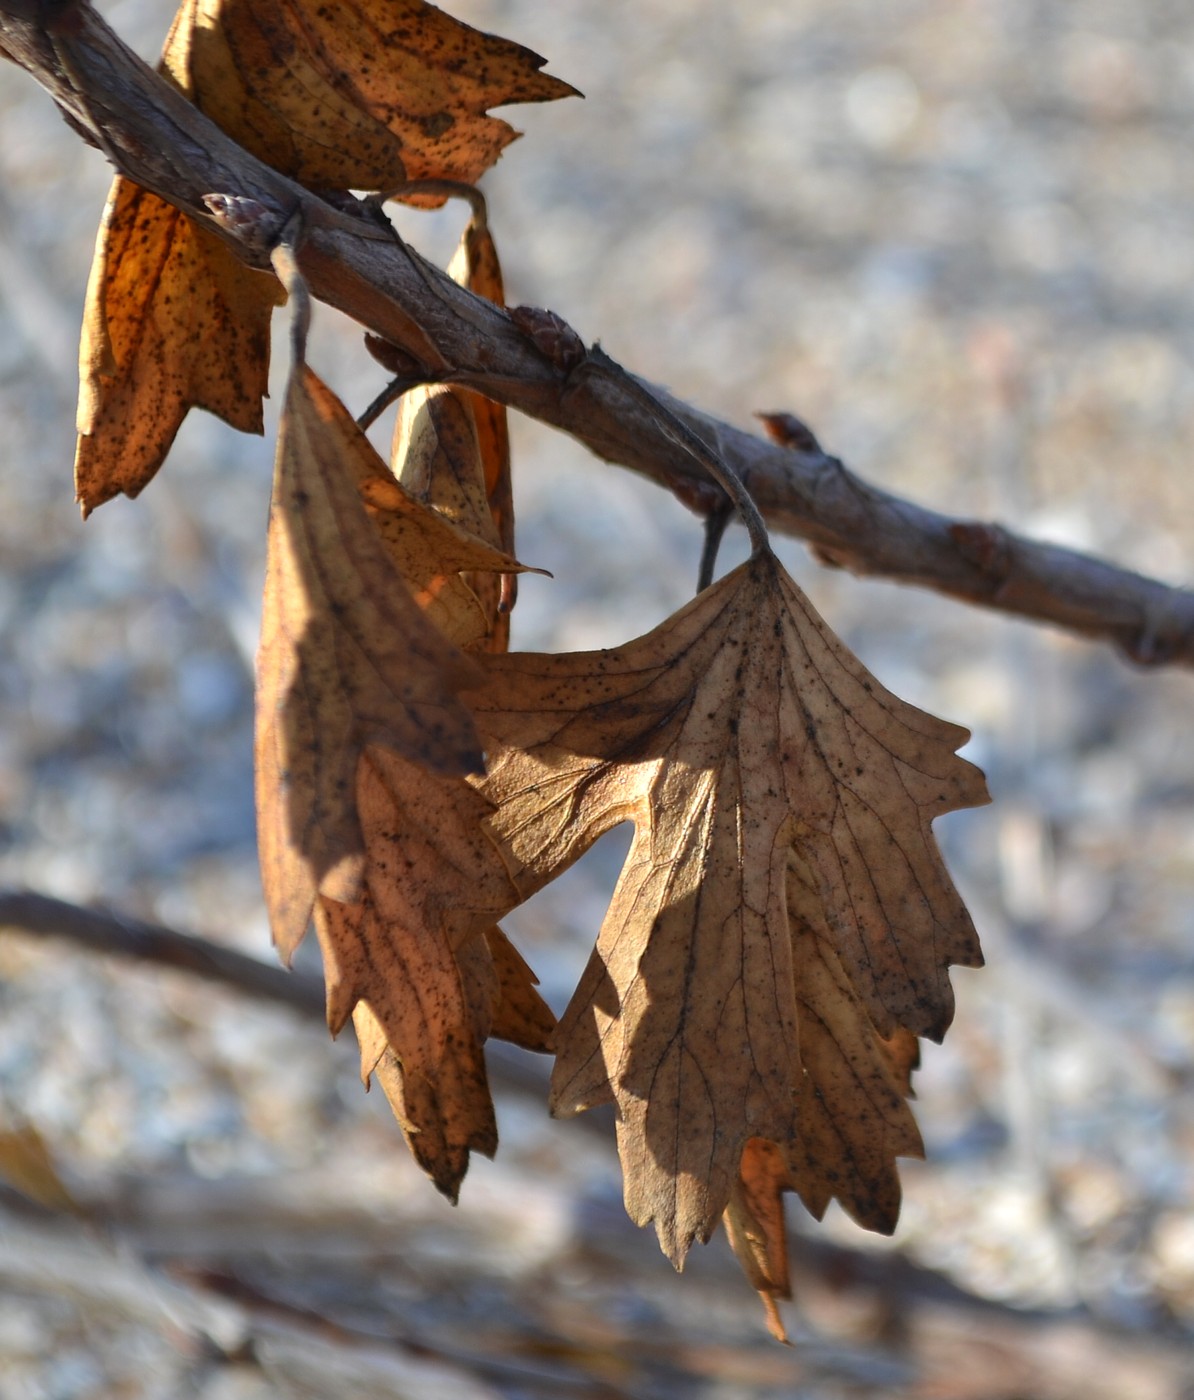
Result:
[756, 410, 822, 455]
[950, 521, 1014, 582]
[509, 305, 587, 376]
[203, 192, 287, 257]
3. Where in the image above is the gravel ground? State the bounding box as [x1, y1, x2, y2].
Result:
[1, 0, 1194, 1396]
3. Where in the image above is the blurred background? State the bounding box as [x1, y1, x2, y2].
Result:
[1, 0, 1194, 1395]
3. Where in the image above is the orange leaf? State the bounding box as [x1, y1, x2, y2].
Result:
[76, 0, 575, 510]
[184, 0, 577, 193]
[724, 1139, 794, 1342]
[75, 178, 283, 513]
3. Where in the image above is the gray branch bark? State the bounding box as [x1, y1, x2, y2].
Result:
[0, 0, 1192, 665]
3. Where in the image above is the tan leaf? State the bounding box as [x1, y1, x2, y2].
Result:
[314, 745, 550, 1195]
[268, 237, 541, 1189]
[392, 212, 515, 649]
[76, 0, 575, 510]
[337, 208, 537, 1189]
[484, 924, 555, 1053]
[447, 213, 517, 646]
[75, 177, 283, 513]
[255, 364, 503, 961]
[462, 547, 987, 1264]
[721, 848, 928, 1336]
[782, 848, 924, 1233]
[320, 901, 497, 1197]
[358, 459, 534, 652]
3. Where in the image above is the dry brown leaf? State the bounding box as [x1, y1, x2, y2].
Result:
[183, 0, 577, 193]
[315, 742, 551, 1194]
[0, 1122, 78, 1215]
[484, 924, 556, 1052]
[724, 1139, 794, 1342]
[258, 352, 543, 1192]
[328, 270, 545, 1187]
[720, 848, 929, 1336]
[782, 848, 924, 1233]
[356, 460, 530, 652]
[255, 364, 527, 961]
[75, 177, 283, 513]
[392, 212, 515, 649]
[320, 892, 497, 1197]
[76, 0, 575, 511]
[446, 212, 517, 645]
[461, 547, 988, 1266]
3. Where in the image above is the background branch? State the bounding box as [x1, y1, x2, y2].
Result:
[0, 887, 560, 1106]
[0, 883, 1101, 1334]
[0, 0, 1191, 668]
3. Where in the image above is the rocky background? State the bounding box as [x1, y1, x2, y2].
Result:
[1, 0, 1194, 1395]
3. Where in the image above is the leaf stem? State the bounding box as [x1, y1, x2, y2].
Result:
[356, 375, 414, 431]
[698, 502, 733, 592]
[269, 219, 310, 366]
[584, 347, 771, 557]
[376, 179, 489, 228]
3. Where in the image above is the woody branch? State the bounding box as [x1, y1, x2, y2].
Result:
[0, 0, 1191, 666]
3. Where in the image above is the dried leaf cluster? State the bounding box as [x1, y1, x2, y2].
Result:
[74, 0, 988, 1338]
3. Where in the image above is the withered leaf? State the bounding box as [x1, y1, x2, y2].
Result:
[255, 364, 525, 961]
[75, 177, 283, 513]
[322, 900, 497, 1198]
[484, 924, 556, 1053]
[315, 743, 550, 1195]
[721, 847, 928, 1338]
[259, 347, 543, 1195]
[463, 548, 988, 1265]
[391, 388, 510, 646]
[356, 458, 533, 653]
[446, 213, 513, 539]
[392, 211, 515, 649]
[446, 212, 517, 644]
[327, 253, 545, 1188]
[76, 0, 575, 510]
[781, 849, 925, 1234]
[182, 0, 577, 193]
[723, 1139, 793, 1342]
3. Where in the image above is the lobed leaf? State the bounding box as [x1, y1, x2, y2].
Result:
[255, 365, 496, 961]
[75, 179, 282, 513]
[75, 0, 575, 510]
[461, 548, 988, 1267]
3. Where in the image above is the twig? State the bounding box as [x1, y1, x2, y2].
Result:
[0, 887, 565, 1108]
[582, 345, 771, 556]
[356, 374, 414, 430]
[0, 0, 1191, 666]
[0, 884, 1150, 1342]
[698, 501, 733, 592]
[0, 887, 326, 1016]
